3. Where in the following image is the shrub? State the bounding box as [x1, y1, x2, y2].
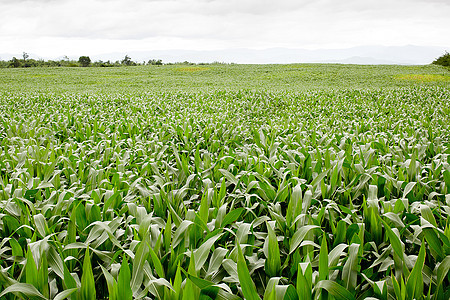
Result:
[432, 51, 450, 66]
[8, 57, 22, 68]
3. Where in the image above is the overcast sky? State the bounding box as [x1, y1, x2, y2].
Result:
[1, 0, 449, 59]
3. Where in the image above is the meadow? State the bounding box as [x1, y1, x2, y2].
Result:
[0, 64, 449, 300]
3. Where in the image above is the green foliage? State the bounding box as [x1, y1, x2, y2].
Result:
[8, 57, 22, 68]
[78, 56, 91, 67]
[80, 248, 96, 300]
[0, 65, 449, 299]
[121, 55, 136, 66]
[0, 63, 448, 92]
[432, 51, 450, 67]
[148, 59, 163, 65]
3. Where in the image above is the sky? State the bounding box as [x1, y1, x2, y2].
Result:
[0, 0, 449, 61]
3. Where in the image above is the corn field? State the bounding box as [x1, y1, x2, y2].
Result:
[0, 68, 450, 299]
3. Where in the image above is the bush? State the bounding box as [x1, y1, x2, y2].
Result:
[432, 51, 450, 67]
[78, 56, 91, 67]
[92, 60, 115, 67]
[147, 59, 163, 65]
[8, 57, 22, 68]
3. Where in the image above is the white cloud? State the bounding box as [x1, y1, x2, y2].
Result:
[0, 0, 448, 58]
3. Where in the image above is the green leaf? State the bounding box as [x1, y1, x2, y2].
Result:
[148, 245, 165, 278]
[100, 265, 117, 300]
[315, 280, 355, 300]
[420, 205, 437, 227]
[380, 217, 403, 259]
[391, 274, 403, 300]
[289, 225, 320, 254]
[80, 247, 96, 300]
[48, 246, 65, 280]
[195, 234, 223, 272]
[172, 262, 183, 297]
[283, 285, 299, 300]
[403, 182, 416, 198]
[199, 189, 210, 224]
[199, 287, 219, 300]
[296, 262, 312, 300]
[33, 214, 49, 237]
[422, 228, 444, 261]
[221, 207, 244, 228]
[172, 220, 194, 248]
[0, 283, 47, 299]
[286, 184, 302, 226]
[183, 271, 214, 289]
[436, 255, 450, 289]
[130, 240, 149, 295]
[236, 240, 260, 300]
[74, 202, 88, 232]
[54, 288, 79, 300]
[265, 222, 281, 277]
[117, 256, 133, 300]
[328, 244, 348, 268]
[333, 221, 347, 247]
[219, 169, 238, 186]
[63, 263, 77, 291]
[206, 247, 228, 276]
[164, 213, 172, 252]
[373, 280, 387, 300]
[406, 242, 426, 300]
[311, 169, 329, 187]
[319, 234, 329, 281]
[9, 239, 23, 257]
[38, 249, 49, 298]
[183, 252, 200, 300]
[263, 277, 279, 300]
[342, 243, 359, 291]
[25, 247, 39, 288]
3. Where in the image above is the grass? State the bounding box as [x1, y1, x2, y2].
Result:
[394, 74, 450, 82]
[0, 63, 449, 93]
[0, 64, 449, 300]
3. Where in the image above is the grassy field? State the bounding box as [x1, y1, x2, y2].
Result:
[0, 64, 449, 300]
[1, 64, 449, 93]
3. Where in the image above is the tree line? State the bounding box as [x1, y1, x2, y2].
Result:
[0, 53, 163, 68]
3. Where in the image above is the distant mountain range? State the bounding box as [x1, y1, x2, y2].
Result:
[1, 45, 447, 65]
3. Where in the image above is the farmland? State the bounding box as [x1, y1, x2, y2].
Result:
[0, 64, 449, 300]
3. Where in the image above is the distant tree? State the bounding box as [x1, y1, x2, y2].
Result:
[24, 58, 38, 67]
[432, 51, 450, 67]
[9, 57, 21, 68]
[121, 55, 136, 66]
[147, 59, 163, 65]
[92, 60, 115, 67]
[78, 56, 91, 67]
[22, 52, 29, 67]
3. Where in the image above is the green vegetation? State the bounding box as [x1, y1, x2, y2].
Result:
[394, 74, 450, 82]
[0, 63, 449, 93]
[432, 52, 450, 67]
[78, 56, 92, 68]
[0, 64, 449, 299]
[0, 54, 161, 69]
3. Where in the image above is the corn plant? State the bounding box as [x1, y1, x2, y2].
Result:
[0, 80, 449, 299]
